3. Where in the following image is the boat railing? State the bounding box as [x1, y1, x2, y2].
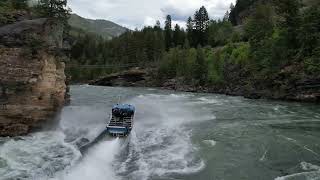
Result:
[108, 116, 133, 129]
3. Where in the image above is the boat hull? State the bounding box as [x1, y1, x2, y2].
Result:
[106, 126, 131, 137]
[79, 128, 130, 154]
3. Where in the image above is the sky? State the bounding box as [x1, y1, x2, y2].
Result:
[68, 0, 236, 29]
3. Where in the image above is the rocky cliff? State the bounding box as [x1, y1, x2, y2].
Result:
[230, 0, 317, 26]
[0, 18, 68, 136]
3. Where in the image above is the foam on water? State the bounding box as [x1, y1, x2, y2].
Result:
[50, 102, 124, 180]
[275, 171, 320, 180]
[123, 126, 204, 180]
[0, 131, 81, 180]
[203, 140, 217, 147]
[60, 106, 108, 141]
[115, 94, 208, 180]
[0, 90, 118, 180]
[274, 162, 320, 180]
[301, 162, 320, 171]
[196, 97, 221, 104]
[56, 139, 121, 180]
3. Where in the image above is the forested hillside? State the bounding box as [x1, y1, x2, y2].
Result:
[69, 0, 320, 102]
[68, 14, 127, 40]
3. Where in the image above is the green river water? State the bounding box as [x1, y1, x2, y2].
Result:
[0, 85, 320, 180]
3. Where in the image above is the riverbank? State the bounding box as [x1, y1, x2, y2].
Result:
[89, 67, 320, 103]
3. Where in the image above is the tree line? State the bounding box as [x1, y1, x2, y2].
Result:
[157, 0, 320, 88]
[69, 5, 240, 81]
[3, 0, 318, 88]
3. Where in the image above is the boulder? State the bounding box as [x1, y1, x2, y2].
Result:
[90, 68, 151, 87]
[0, 18, 63, 48]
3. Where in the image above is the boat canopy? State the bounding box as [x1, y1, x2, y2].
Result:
[112, 104, 135, 117]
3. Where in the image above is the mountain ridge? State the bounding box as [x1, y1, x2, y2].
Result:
[68, 14, 128, 39]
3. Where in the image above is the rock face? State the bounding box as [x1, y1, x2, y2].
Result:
[90, 68, 155, 87]
[232, 0, 317, 26]
[0, 18, 68, 136]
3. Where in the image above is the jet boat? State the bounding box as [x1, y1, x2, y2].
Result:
[106, 104, 135, 137]
[79, 104, 135, 153]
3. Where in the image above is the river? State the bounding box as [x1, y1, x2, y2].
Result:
[0, 85, 320, 180]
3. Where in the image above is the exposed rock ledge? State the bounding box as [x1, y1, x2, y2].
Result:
[89, 68, 155, 87]
[0, 18, 68, 136]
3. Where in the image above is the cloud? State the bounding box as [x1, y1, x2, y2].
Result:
[68, 0, 236, 29]
[144, 16, 157, 27]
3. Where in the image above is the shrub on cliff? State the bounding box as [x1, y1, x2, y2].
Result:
[158, 47, 207, 85]
[208, 20, 234, 47]
[0, 0, 29, 25]
[207, 49, 224, 84]
[0, 0, 28, 11]
[11, 0, 28, 10]
[244, 3, 275, 69]
[230, 43, 250, 65]
[206, 43, 250, 85]
[35, 0, 70, 24]
[194, 47, 208, 85]
[299, 6, 320, 57]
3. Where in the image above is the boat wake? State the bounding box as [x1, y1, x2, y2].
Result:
[114, 93, 208, 180]
[275, 162, 320, 180]
[0, 88, 216, 180]
[0, 131, 81, 180]
[56, 138, 121, 180]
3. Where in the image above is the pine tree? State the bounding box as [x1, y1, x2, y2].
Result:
[36, 0, 71, 24]
[194, 46, 207, 85]
[154, 20, 161, 30]
[153, 31, 165, 61]
[11, 0, 28, 9]
[183, 38, 190, 49]
[299, 5, 320, 57]
[186, 16, 194, 47]
[245, 4, 274, 44]
[164, 15, 172, 50]
[208, 20, 233, 47]
[173, 24, 184, 47]
[245, 3, 275, 70]
[223, 11, 230, 22]
[193, 6, 210, 46]
[276, 0, 302, 50]
[229, 3, 236, 25]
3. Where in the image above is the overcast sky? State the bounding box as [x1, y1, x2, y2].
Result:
[68, 0, 236, 29]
